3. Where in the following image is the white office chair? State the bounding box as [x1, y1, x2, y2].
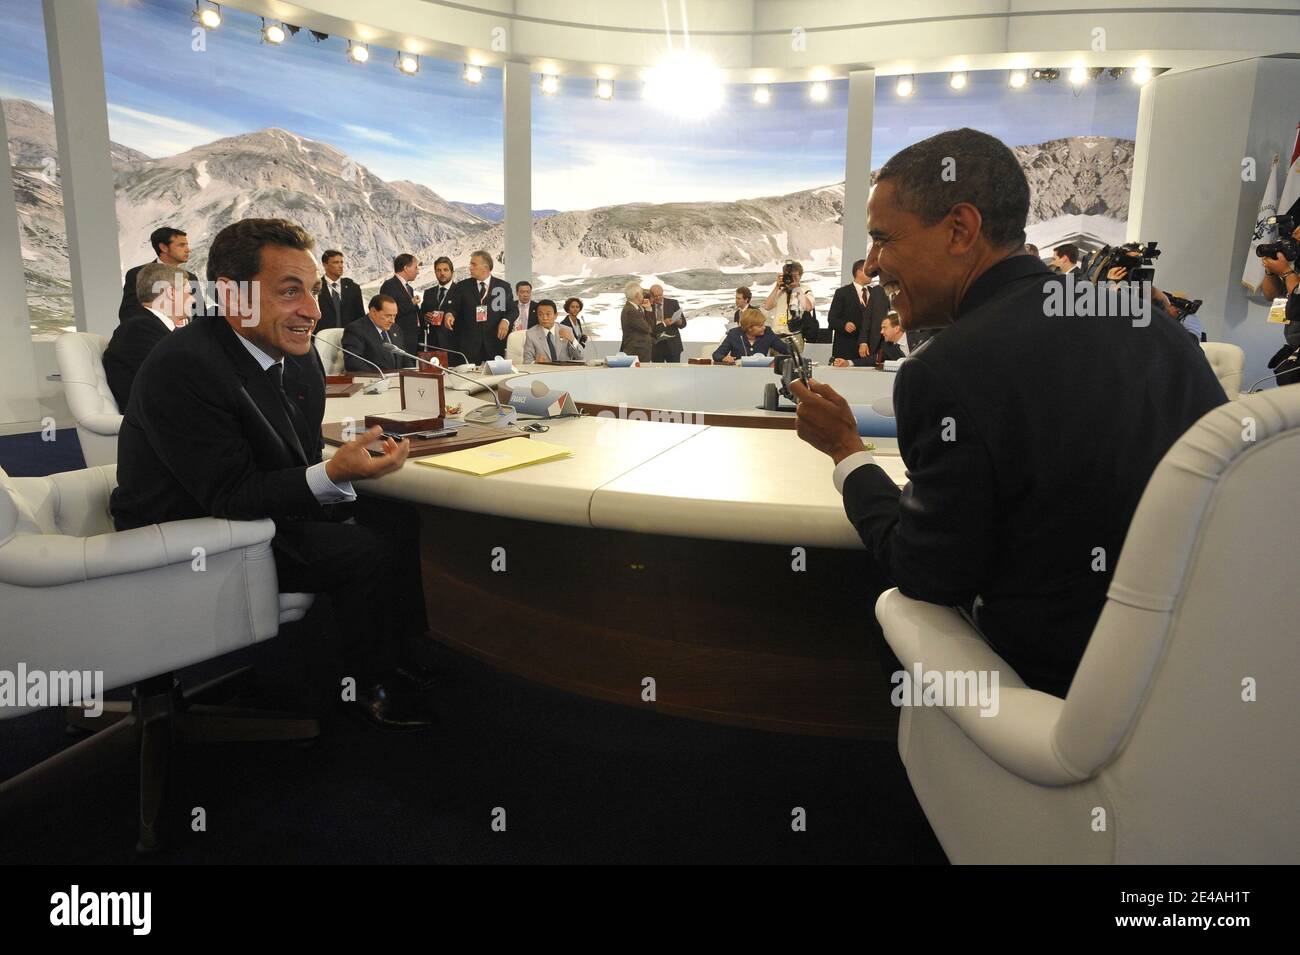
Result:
[1200, 341, 1245, 400]
[699, 342, 720, 359]
[876, 387, 1300, 863]
[506, 329, 526, 365]
[53, 332, 122, 467]
[0, 463, 316, 851]
[314, 326, 346, 375]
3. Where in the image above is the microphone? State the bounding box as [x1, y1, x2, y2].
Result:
[382, 342, 518, 428]
[310, 333, 391, 394]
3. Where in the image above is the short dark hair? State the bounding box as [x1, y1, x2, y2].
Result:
[433, 256, 453, 271]
[1024, 243, 1040, 257]
[393, 253, 415, 272]
[515, 280, 532, 292]
[851, 259, 867, 276]
[321, 249, 343, 265]
[535, 298, 557, 315]
[1053, 243, 1080, 264]
[150, 227, 186, 256]
[876, 128, 1029, 248]
[885, 311, 901, 326]
[369, 294, 396, 311]
[470, 250, 494, 271]
[736, 286, 752, 302]
[564, 296, 583, 313]
[206, 218, 313, 283]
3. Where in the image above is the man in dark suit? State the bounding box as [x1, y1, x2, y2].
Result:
[828, 258, 887, 363]
[792, 128, 1225, 698]
[648, 284, 687, 363]
[379, 253, 422, 348]
[514, 280, 536, 331]
[419, 256, 458, 354]
[341, 295, 409, 372]
[731, 287, 752, 328]
[110, 217, 430, 729]
[446, 249, 516, 364]
[315, 249, 364, 330]
[119, 226, 202, 320]
[103, 262, 193, 409]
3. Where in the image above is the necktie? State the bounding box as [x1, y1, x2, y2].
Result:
[478, 281, 486, 300]
[265, 363, 308, 461]
[380, 329, 391, 344]
[547, 330, 558, 362]
[331, 283, 341, 311]
[405, 282, 414, 301]
[860, 286, 869, 308]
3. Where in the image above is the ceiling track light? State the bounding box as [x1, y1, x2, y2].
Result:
[595, 79, 614, 100]
[261, 18, 286, 45]
[809, 81, 828, 102]
[1031, 68, 1059, 82]
[540, 73, 559, 95]
[193, 1, 221, 30]
[309, 30, 329, 42]
[1008, 69, 1027, 89]
[949, 71, 967, 90]
[895, 74, 914, 97]
[1132, 65, 1154, 84]
[463, 64, 483, 84]
[347, 40, 369, 64]
[753, 85, 771, 104]
[397, 53, 419, 75]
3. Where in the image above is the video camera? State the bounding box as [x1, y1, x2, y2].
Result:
[761, 334, 813, 411]
[1083, 241, 1161, 284]
[1254, 214, 1300, 263]
[780, 261, 798, 290]
[1163, 292, 1202, 317]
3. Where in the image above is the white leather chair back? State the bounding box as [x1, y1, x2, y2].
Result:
[314, 327, 346, 375]
[506, 329, 525, 365]
[1055, 387, 1300, 861]
[1200, 341, 1244, 400]
[54, 332, 123, 467]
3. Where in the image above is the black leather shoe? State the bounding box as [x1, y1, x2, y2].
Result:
[345, 683, 436, 731]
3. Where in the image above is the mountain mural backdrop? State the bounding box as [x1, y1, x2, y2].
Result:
[6, 97, 1134, 336]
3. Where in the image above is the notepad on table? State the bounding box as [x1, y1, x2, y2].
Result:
[414, 437, 572, 475]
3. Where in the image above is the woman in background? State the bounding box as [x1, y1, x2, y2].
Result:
[562, 296, 589, 347]
[713, 307, 790, 363]
[619, 282, 655, 361]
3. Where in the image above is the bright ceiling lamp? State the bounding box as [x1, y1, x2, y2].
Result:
[895, 75, 914, 97]
[347, 41, 369, 64]
[753, 85, 771, 105]
[596, 80, 614, 100]
[809, 81, 829, 102]
[1069, 65, 1088, 86]
[540, 73, 559, 95]
[949, 71, 967, 90]
[397, 53, 419, 75]
[1132, 64, 1153, 84]
[643, 51, 724, 119]
[194, 1, 221, 29]
[464, 64, 483, 84]
[262, 20, 285, 44]
[1009, 70, 1027, 89]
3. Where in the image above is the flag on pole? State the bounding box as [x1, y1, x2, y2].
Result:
[1242, 155, 1279, 294]
[1278, 122, 1300, 228]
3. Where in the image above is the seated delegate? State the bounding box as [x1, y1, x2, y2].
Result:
[713, 307, 791, 363]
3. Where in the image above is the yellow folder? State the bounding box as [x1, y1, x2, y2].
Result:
[415, 437, 573, 475]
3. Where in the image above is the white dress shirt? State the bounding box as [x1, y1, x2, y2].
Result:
[145, 305, 177, 332]
[233, 333, 356, 504]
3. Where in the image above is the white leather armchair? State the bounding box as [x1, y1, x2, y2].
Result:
[506, 329, 526, 365]
[876, 387, 1300, 863]
[53, 332, 122, 467]
[314, 326, 346, 375]
[1200, 341, 1245, 400]
[0, 463, 315, 850]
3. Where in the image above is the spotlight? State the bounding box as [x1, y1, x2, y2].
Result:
[949, 71, 967, 90]
[753, 85, 770, 105]
[644, 51, 725, 118]
[895, 75, 914, 97]
[1009, 70, 1027, 89]
[261, 20, 285, 45]
[309, 30, 329, 42]
[1068, 65, 1088, 85]
[596, 80, 614, 100]
[1031, 68, 1059, 82]
[1132, 65, 1153, 84]
[397, 53, 419, 75]
[810, 81, 828, 102]
[347, 41, 369, 64]
[540, 74, 559, 95]
[464, 64, 483, 84]
[193, 1, 221, 29]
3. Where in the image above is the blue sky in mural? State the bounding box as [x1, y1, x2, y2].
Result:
[1, 0, 1138, 210]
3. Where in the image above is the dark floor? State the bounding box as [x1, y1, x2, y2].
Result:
[0, 428, 947, 865]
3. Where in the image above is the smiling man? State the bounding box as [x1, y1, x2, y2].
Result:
[791, 129, 1225, 697]
[109, 218, 431, 729]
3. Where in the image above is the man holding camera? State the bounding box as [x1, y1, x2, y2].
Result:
[762, 260, 819, 346]
[1260, 206, 1300, 386]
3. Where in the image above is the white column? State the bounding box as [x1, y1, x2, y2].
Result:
[502, 60, 532, 283]
[0, 100, 41, 428]
[840, 69, 875, 285]
[43, 0, 121, 338]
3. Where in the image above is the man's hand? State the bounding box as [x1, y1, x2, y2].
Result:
[789, 378, 863, 464]
[557, 326, 574, 342]
[721, 354, 736, 364]
[445, 314, 455, 330]
[845, 322, 857, 334]
[497, 319, 509, 340]
[1106, 266, 1127, 281]
[1263, 252, 1292, 277]
[831, 357, 850, 367]
[325, 426, 410, 483]
[858, 342, 869, 359]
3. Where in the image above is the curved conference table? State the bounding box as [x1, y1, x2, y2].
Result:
[324, 362, 911, 738]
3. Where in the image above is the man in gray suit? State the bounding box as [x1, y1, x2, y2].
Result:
[523, 299, 584, 364]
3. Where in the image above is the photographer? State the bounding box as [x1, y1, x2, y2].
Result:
[1261, 223, 1300, 385]
[762, 260, 819, 345]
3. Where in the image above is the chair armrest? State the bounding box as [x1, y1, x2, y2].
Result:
[0, 516, 276, 587]
[76, 412, 124, 436]
[875, 588, 1088, 786]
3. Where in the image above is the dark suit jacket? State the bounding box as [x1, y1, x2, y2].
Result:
[875, 339, 906, 363]
[840, 256, 1226, 697]
[110, 316, 329, 531]
[340, 317, 408, 372]
[119, 263, 201, 321]
[102, 304, 172, 409]
[316, 277, 364, 331]
[379, 275, 423, 349]
[418, 283, 458, 353]
[561, 313, 589, 345]
[446, 276, 516, 363]
[619, 303, 656, 361]
[649, 297, 687, 361]
[828, 282, 888, 361]
[712, 327, 790, 362]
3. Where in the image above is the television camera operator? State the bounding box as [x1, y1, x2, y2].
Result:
[1259, 205, 1300, 386]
